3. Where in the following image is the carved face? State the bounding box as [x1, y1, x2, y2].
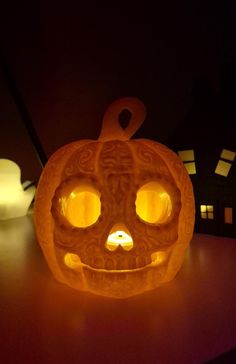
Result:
[34, 98, 195, 298]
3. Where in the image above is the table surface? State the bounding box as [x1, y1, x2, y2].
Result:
[1, 213, 236, 364]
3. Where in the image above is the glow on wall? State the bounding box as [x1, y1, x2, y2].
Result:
[34, 97, 195, 298]
[0, 159, 35, 220]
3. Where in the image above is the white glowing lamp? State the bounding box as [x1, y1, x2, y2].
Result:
[0, 159, 35, 220]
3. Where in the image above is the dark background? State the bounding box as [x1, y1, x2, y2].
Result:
[0, 1, 236, 181]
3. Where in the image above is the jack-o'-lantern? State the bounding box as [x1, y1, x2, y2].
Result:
[34, 97, 195, 298]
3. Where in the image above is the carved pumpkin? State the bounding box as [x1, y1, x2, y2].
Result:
[34, 97, 195, 298]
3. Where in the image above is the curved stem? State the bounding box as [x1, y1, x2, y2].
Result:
[99, 97, 146, 141]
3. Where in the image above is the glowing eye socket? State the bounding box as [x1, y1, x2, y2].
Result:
[60, 185, 101, 227]
[135, 182, 172, 224]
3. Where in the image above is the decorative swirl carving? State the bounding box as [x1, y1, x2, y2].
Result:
[63, 142, 99, 176]
[138, 139, 188, 188]
[137, 146, 155, 164]
[99, 141, 133, 173]
[105, 173, 132, 210]
[129, 141, 172, 176]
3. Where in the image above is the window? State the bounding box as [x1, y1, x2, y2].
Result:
[200, 205, 214, 219]
[215, 149, 235, 177]
[178, 150, 196, 175]
[224, 207, 233, 224]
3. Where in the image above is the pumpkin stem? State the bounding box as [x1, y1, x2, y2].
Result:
[98, 97, 146, 141]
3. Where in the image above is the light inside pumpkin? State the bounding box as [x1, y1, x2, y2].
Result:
[135, 181, 172, 224]
[60, 185, 101, 227]
[151, 251, 168, 265]
[64, 253, 81, 268]
[106, 230, 133, 251]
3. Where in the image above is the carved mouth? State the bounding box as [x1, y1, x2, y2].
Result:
[64, 250, 168, 273]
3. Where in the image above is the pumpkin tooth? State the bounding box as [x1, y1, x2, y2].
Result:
[121, 256, 133, 269]
[145, 255, 152, 265]
[88, 257, 95, 268]
[136, 255, 146, 268]
[128, 257, 136, 269]
[114, 257, 121, 270]
[105, 258, 114, 270]
[93, 256, 104, 269]
[79, 254, 87, 265]
[124, 256, 131, 270]
[84, 255, 97, 268]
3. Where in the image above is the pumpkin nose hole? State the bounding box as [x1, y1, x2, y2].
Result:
[105, 224, 133, 251]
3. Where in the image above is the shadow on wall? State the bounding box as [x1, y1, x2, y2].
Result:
[0, 55, 43, 182]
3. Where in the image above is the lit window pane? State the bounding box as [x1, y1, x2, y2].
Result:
[178, 150, 195, 162]
[208, 212, 214, 219]
[184, 162, 196, 174]
[200, 205, 206, 212]
[201, 212, 207, 219]
[207, 205, 214, 212]
[215, 160, 232, 177]
[224, 207, 233, 224]
[220, 149, 236, 162]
